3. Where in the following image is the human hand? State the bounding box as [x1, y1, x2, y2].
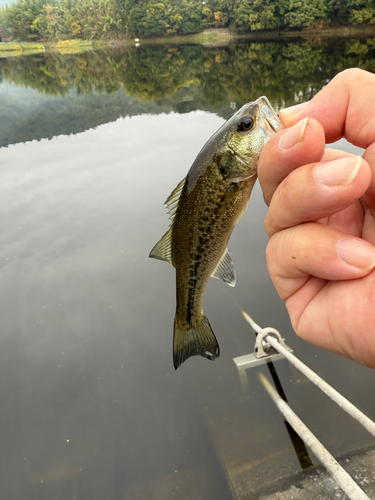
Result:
[258, 68, 375, 368]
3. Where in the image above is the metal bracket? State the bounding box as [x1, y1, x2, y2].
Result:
[254, 328, 292, 359]
[232, 312, 294, 389]
[233, 327, 293, 371]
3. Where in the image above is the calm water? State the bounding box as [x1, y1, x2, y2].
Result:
[1, 38, 375, 499]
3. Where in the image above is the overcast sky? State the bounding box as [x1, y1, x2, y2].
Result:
[0, 0, 15, 8]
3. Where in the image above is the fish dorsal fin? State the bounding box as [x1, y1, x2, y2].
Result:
[211, 248, 236, 287]
[149, 227, 173, 265]
[165, 177, 186, 223]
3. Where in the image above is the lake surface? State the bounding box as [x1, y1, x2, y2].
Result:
[1, 38, 375, 499]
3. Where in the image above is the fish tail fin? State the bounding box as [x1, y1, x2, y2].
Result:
[173, 315, 220, 370]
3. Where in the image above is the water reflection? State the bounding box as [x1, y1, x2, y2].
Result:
[0, 113, 236, 499]
[2, 38, 375, 147]
[2, 39, 375, 102]
[1, 39, 375, 499]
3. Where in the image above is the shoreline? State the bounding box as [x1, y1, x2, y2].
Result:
[1, 25, 375, 57]
[142, 24, 375, 45]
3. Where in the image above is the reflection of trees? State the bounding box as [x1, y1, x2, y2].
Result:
[336, 38, 375, 72]
[120, 46, 203, 102]
[1, 51, 113, 96]
[1, 39, 375, 105]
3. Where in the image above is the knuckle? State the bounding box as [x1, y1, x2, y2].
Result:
[264, 210, 275, 237]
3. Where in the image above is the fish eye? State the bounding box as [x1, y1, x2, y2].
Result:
[238, 117, 254, 133]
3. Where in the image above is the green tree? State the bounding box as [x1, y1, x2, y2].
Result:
[347, 0, 375, 24]
[74, 0, 123, 39]
[58, 0, 83, 39]
[126, 1, 165, 36]
[0, 7, 13, 40]
[30, 3, 61, 39]
[181, 0, 202, 33]
[284, 0, 331, 27]
[246, 0, 284, 30]
[212, 0, 239, 26]
[1, 0, 55, 40]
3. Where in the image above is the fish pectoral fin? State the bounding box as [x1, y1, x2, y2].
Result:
[228, 171, 257, 184]
[211, 248, 236, 286]
[149, 227, 173, 265]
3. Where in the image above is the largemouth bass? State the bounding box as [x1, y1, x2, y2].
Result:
[150, 97, 283, 369]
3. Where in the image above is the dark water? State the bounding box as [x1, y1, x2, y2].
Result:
[1, 38, 375, 500]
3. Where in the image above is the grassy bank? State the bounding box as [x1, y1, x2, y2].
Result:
[0, 39, 107, 58]
[0, 41, 46, 57]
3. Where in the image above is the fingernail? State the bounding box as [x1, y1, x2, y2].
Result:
[315, 156, 361, 186]
[280, 101, 310, 121]
[279, 117, 309, 150]
[337, 238, 375, 270]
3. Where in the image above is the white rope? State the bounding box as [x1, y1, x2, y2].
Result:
[241, 310, 375, 438]
[265, 334, 375, 438]
[258, 372, 372, 500]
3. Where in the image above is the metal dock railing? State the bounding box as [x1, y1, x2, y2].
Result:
[233, 310, 375, 500]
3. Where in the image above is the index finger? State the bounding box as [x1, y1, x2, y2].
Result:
[280, 68, 375, 148]
[258, 117, 325, 205]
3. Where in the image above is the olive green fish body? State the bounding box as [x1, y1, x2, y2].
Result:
[172, 162, 256, 325]
[150, 97, 283, 369]
[172, 170, 257, 368]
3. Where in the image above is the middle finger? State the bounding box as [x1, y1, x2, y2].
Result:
[265, 155, 371, 237]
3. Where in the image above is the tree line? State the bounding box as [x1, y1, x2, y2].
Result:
[0, 0, 374, 42]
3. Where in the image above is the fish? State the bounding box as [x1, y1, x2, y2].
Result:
[150, 96, 283, 369]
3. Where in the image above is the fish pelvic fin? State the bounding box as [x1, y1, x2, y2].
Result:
[173, 315, 220, 370]
[211, 248, 236, 286]
[149, 227, 173, 264]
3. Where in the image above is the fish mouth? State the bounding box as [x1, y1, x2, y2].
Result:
[256, 96, 284, 137]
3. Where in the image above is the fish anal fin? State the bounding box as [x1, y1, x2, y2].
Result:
[149, 227, 173, 265]
[211, 248, 236, 287]
[173, 315, 220, 369]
